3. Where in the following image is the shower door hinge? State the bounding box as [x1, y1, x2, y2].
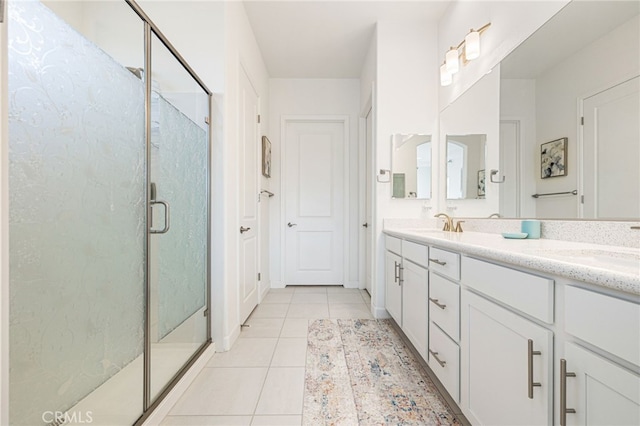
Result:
[257, 114, 261, 124]
[581, 116, 584, 125]
[581, 195, 585, 204]
[203, 309, 209, 317]
[258, 273, 261, 281]
[205, 116, 210, 125]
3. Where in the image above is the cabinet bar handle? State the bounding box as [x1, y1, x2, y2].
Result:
[399, 264, 404, 285]
[429, 297, 447, 310]
[429, 349, 447, 367]
[527, 339, 542, 399]
[429, 258, 447, 266]
[560, 359, 577, 426]
[394, 261, 399, 283]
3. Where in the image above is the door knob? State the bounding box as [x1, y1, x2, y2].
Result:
[287, 222, 297, 228]
[362, 223, 369, 228]
[240, 226, 251, 234]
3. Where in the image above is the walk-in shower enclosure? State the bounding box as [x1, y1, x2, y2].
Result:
[5, 1, 212, 424]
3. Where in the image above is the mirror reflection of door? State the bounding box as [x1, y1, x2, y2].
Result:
[446, 134, 487, 200]
[416, 142, 431, 199]
[390, 134, 432, 199]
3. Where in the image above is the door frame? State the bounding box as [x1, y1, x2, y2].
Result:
[359, 96, 373, 293]
[280, 115, 350, 287]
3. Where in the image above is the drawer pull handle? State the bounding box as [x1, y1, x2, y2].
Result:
[429, 258, 447, 266]
[560, 359, 577, 426]
[527, 339, 542, 399]
[394, 261, 400, 283]
[429, 349, 447, 367]
[429, 297, 446, 310]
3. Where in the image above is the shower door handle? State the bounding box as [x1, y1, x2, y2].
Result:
[150, 200, 171, 234]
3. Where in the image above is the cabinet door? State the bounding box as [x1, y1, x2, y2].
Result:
[385, 251, 402, 325]
[562, 342, 639, 426]
[461, 290, 553, 425]
[402, 260, 428, 359]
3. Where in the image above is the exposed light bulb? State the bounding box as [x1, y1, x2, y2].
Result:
[445, 47, 459, 74]
[465, 29, 480, 60]
[440, 63, 452, 86]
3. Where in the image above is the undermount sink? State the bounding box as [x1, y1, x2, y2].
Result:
[530, 249, 640, 272]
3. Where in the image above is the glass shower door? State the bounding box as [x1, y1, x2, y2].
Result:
[148, 32, 210, 400]
[7, 1, 146, 424]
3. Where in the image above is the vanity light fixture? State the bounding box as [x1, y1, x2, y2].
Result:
[440, 22, 491, 86]
[440, 63, 452, 86]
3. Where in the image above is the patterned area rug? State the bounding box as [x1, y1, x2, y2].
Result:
[303, 319, 460, 426]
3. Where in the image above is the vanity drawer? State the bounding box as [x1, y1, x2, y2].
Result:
[429, 272, 460, 341]
[402, 239, 429, 268]
[385, 235, 402, 255]
[462, 257, 554, 323]
[429, 247, 460, 280]
[565, 285, 640, 366]
[429, 321, 460, 402]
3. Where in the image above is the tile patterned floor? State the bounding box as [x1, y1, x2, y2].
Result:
[159, 286, 372, 425]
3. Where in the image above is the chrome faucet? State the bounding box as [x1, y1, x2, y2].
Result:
[434, 213, 453, 231]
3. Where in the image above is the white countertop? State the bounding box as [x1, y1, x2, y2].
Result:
[384, 228, 640, 296]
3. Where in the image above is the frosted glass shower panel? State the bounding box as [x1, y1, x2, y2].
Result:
[8, 1, 145, 425]
[149, 33, 209, 400]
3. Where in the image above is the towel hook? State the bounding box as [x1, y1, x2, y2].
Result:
[490, 169, 505, 183]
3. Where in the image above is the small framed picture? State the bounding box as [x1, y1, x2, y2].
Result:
[477, 169, 486, 197]
[262, 136, 272, 178]
[541, 137, 567, 178]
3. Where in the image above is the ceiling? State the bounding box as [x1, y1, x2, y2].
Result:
[243, 1, 451, 78]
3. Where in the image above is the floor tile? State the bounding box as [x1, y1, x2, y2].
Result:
[251, 415, 302, 425]
[326, 287, 361, 294]
[268, 287, 295, 293]
[170, 368, 267, 415]
[255, 368, 305, 415]
[250, 303, 289, 319]
[280, 319, 309, 338]
[290, 293, 327, 304]
[262, 292, 293, 304]
[290, 286, 328, 294]
[240, 318, 284, 338]
[328, 293, 366, 304]
[208, 338, 277, 367]
[329, 303, 373, 319]
[286, 303, 329, 319]
[161, 415, 252, 425]
[271, 338, 307, 367]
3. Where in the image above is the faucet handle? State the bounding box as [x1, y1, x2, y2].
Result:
[443, 222, 451, 231]
[454, 220, 465, 233]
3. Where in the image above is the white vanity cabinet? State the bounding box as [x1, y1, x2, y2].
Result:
[385, 236, 403, 325]
[559, 286, 640, 426]
[384, 236, 429, 358]
[461, 290, 553, 425]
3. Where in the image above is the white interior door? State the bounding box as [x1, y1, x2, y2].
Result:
[284, 119, 345, 285]
[239, 67, 259, 322]
[582, 76, 639, 219]
[364, 108, 373, 293]
[499, 120, 520, 218]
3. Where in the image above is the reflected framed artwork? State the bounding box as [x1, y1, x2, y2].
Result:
[262, 136, 272, 178]
[477, 169, 486, 197]
[541, 138, 567, 178]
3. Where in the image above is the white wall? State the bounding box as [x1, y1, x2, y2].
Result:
[1, 7, 9, 425]
[438, 0, 568, 110]
[219, 1, 270, 349]
[268, 78, 360, 288]
[373, 19, 439, 316]
[500, 78, 537, 217]
[360, 27, 377, 112]
[534, 14, 639, 218]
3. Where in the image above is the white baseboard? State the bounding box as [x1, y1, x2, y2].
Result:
[142, 343, 216, 425]
[270, 280, 285, 289]
[346, 281, 362, 289]
[373, 306, 390, 319]
[221, 325, 240, 352]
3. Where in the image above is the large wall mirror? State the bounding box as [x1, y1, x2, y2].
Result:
[446, 134, 486, 200]
[499, 0, 639, 219]
[391, 134, 432, 199]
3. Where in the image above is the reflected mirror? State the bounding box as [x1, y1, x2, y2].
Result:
[500, 0, 640, 219]
[391, 134, 432, 199]
[446, 135, 487, 200]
